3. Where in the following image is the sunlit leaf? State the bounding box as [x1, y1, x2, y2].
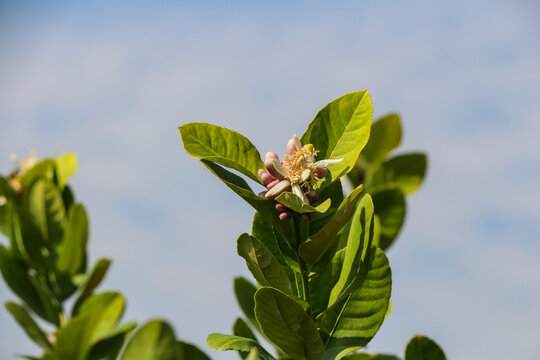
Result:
[404, 335, 446, 360]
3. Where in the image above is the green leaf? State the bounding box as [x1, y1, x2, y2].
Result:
[234, 277, 260, 332]
[57, 292, 126, 360]
[200, 160, 291, 239]
[327, 194, 375, 307]
[301, 91, 373, 184]
[309, 180, 344, 236]
[0, 244, 46, 319]
[177, 341, 212, 360]
[20, 159, 55, 189]
[72, 258, 112, 316]
[0, 176, 14, 236]
[87, 321, 137, 360]
[57, 204, 88, 276]
[371, 189, 405, 251]
[55, 153, 78, 189]
[121, 320, 178, 360]
[252, 212, 295, 271]
[342, 354, 400, 360]
[4, 302, 53, 351]
[367, 153, 427, 195]
[254, 287, 324, 360]
[299, 184, 364, 270]
[179, 123, 264, 183]
[28, 275, 62, 325]
[237, 233, 293, 295]
[206, 334, 273, 360]
[275, 192, 331, 214]
[233, 317, 257, 341]
[360, 113, 402, 164]
[310, 248, 345, 317]
[404, 335, 446, 360]
[25, 179, 66, 248]
[321, 248, 392, 360]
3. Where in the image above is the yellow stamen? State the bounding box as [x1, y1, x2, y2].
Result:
[306, 144, 314, 152]
[296, 151, 303, 158]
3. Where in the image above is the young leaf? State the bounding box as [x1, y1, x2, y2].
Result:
[121, 320, 178, 360]
[299, 184, 364, 270]
[275, 193, 331, 214]
[254, 287, 324, 360]
[371, 189, 405, 251]
[327, 194, 375, 307]
[55, 153, 78, 189]
[4, 302, 53, 352]
[238, 234, 293, 295]
[72, 258, 112, 316]
[367, 153, 427, 195]
[360, 113, 402, 164]
[234, 277, 260, 332]
[179, 122, 264, 183]
[404, 335, 446, 360]
[321, 248, 392, 360]
[301, 91, 373, 184]
[206, 333, 273, 360]
[57, 203, 88, 276]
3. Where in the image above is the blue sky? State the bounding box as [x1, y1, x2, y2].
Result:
[1, 1, 539, 359]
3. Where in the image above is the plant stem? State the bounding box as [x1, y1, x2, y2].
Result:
[293, 214, 311, 317]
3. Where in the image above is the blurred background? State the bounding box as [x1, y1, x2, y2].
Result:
[1, 1, 539, 359]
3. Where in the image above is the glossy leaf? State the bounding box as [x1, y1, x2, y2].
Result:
[55, 153, 78, 189]
[4, 302, 53, 351]
[72, 258, 112, 316]
[309, 180, 344, 236]
[310, 248, 345, 317]
[301, 91, 373, 184]
[237, 233, 293, 295]
[121, 320, 178, 360]
[367, 153, 426, 195]
[179, 122, 264, 183]
[57, 204, 88, 276]
[361, 114, 402, 164]
[206, 333, 273, 360]
[275, 192, 331, 214]
[57, 292, 126, 360]
[321, 248, 392, 360]
[328, 194, 374, 307]
[0, 244, 46, 319]
[252, 212, 295, 271]
[87, 321, 137, 360]
[234, 277, 260, 332]
[177, 341, 212, 360]
[254, 287, 324, 360]
[371, 189, 405, 251]
[299, 184, 364, 270]
[404, 335, 446, 360]
[201, 160, 291, 239]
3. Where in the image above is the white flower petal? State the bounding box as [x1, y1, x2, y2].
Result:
[291, 183, 306, 203]
[292, 134, 302, 150]
[272, 158, 289, 178]
[300, 169, 311, 182]
[314, 158, 344, 168]
[265, 179, 291, 198]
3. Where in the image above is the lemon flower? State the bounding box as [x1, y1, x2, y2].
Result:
[258, 135, 342, 220]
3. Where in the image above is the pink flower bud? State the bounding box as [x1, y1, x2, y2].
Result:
[306, 189, 319, 202]
[275, 203, 287, 212]
[313, 167, 328, 179]
[264, 152, 287, 180]
[267, 179, 280, 189]
[258, 191, 267, 197]
[287, 135, 302, 155]
[258, 169, 276, 186]
[279, 212, 291, 221]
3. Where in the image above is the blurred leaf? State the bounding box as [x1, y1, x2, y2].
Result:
[327, 194, 374, 307]
[72, 258, 112, 316]
[55, 153, 78, 189]
[179, 123, 264, 183]
[0, 176, 14, 236]
[4, 302, 53, 351]
[206, 334, 273, 360]
[360, 113, 402, 164]
[254, 287, 324, 360]
[177, 341, 211, 360]
[299, 184, 363, 270]
[57, 204, 88, 276]
[367, 153, 426, 195]
[87, 321, 137, 360]
[321, 248, 392, 360]
[20, 160, 55, 189]
[237, 233, 293, 295]
[57, 292, 125, 360]
[0, 244, 46, 319]
[234, 277, 260, 333]
[28, 274, 62, 325]
[121, 320, 178, 360]
[404, 335, 446, 360]
[301, 91, 373, 185]
[200, 160, 291, 239]
[371, 189, 406, 251]
[25, 179, 66, 248]
[275, 193, 331, 214]
[61, 185, 75, 213]
[342, 354, 400, 360]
